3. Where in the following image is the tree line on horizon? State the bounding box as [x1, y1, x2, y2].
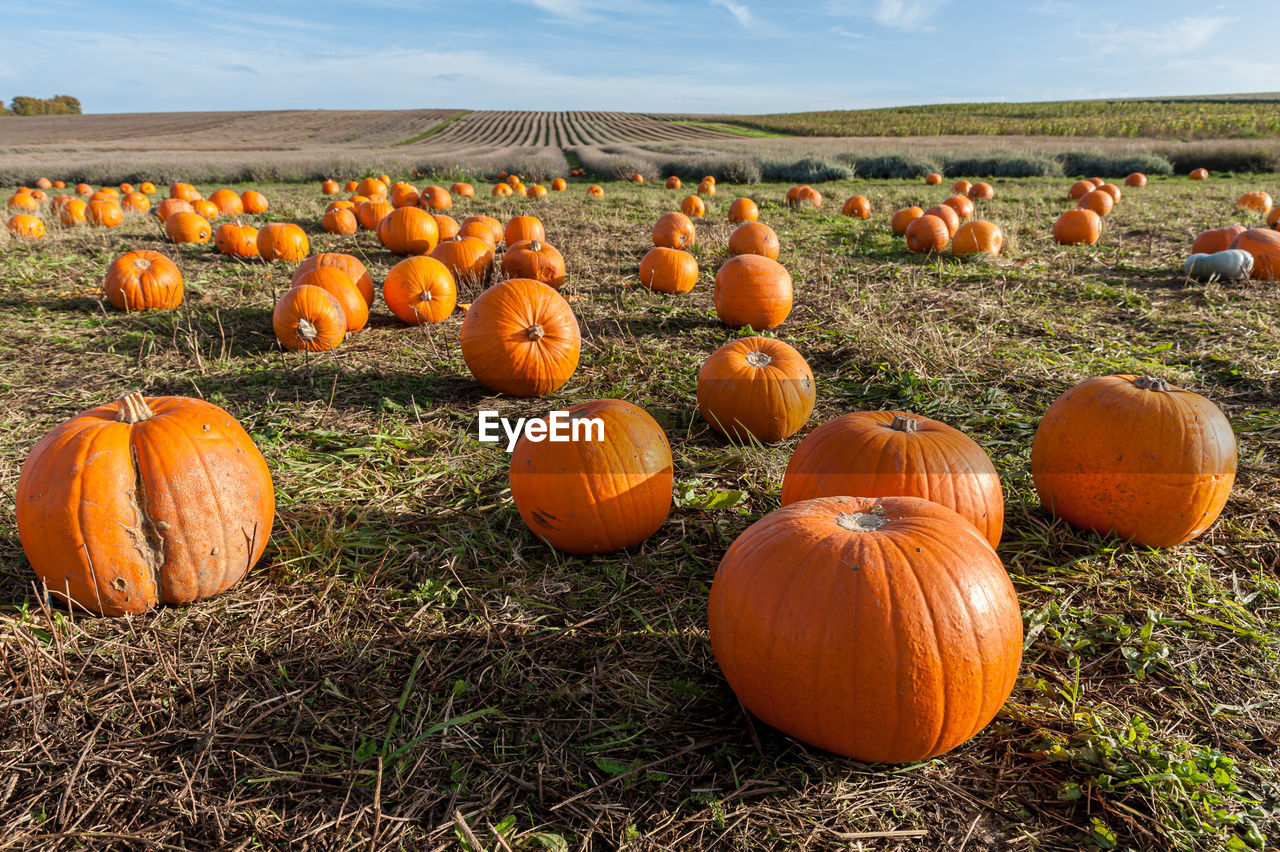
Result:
[0, 95, 82, 116]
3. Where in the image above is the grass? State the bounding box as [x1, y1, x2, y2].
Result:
[1, 173, 1278, 850]
[393, 111, 474, 147]
[671, 121, 783, 139]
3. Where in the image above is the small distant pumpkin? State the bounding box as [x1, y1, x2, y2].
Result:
[925, 172, 942, 185]
[841, 195, 871, 219]
[1235, 191, 1273, 216]
[240, 190, 269, 214]
[1189, 168, 1209, 180]
[652, 211, 696, 249]
[1067, 180, 1094, 200]
[951, 180, 972, 195]
[420, 185, 453, 211]
[967, 182, 994, 200]
[1077, 189, 1114, 217]
[551, 178, 567, 191]
[87, 200, 124, 228]
[587, 185, 604, 198]
[321, 179, 340, 195]
[665, 176, 682, 190]
[492, 183, 514, 198]
[451, 182, 476, 198]
[121, 192, 151, 213]
[697, 180, 716, 196]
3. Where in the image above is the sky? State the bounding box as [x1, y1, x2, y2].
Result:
[3, 0, 1278, 114]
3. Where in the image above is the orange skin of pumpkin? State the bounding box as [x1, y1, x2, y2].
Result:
[1067, 180, 1094, 200]
[502, 239, 566, 289]
[321, 180, 340, 195]
[842, 195, 871, 219]
[357, 199, 394, 231]
[952, 221, 1004, 257]
[383, 256, 459, 324]
[639, 247, 698, 294]
[1031, 374, 1236, 548]
[322, 208, 358, 236]
[923, 204, 960, 237]
[7, 193, 38, 212]
[432, 214, 460, 241]
[192, 200, 221, 222]
[905, 214, 950, 253]
[665, 176, 682, 189]
[782, 410, 1004, 548]
[1125, 172, 1147, 187]
[87, 200, 124, 228]
[59, 199, 87, 225]
[105, 250, 183, 311]
[378, 206, 441, 256]
[15, 394, 275, 616]
[951, 180, 972, 195]
[294, 253, 375, 307]
[390, 183, 420, 208]
[652, 211, 696, 249]
[460, 278, 580, 397]
[697, 336, 814, 443]
[504, 215, 545, 247]
[1190, 168, 1209, 180]
[169, 183, 198, 202]
[1230, 228, 1280, 280]
[728, 197, 758, 224]
[451, 182, 476, 198]
[681, 195, 706, 218]
[925, 172, 942, 185]
[1088, 177, 1105, 188]
[357, 178, 387, 198]
[1097, 184, 1121, 203]
[1235, 191, 1273, 216]
[209, 189, 244, 217]
[709, 494, 1022, 764]
[8, 214, 45, 239]
[527, 185, 548, 199]
[967, 181, 994, 200]
[293, 267, 368, 332]
[1054, 208, 1101, 245]
[785, 185, 809, 204]
[122, 192, 151, 213]
[326, 199, 355, 214]
[273, 285, 346, 351]
[165, 211, 212, 245]
[214, 223, 260, 258]
[493, 184, 514, 197]
[75, 183, 92, 196]
[458, 220, 498, 250]
[891, 206, 924, 235]
[1077, 189, 1114, 217]
[419, 186, 453, 211]
[1191, 225, 1246, 256]
[509, 399, 673, 555]
[430, 237, 493, 290]
[344, 180, 358, 193]
[698, 180, 716, 196]
[713, 254, 792, 330]
[587, 185, 604, 198]
[942, 194, 974, 221]
[256, 222, 309, 263]
[462, 215, 503, 246]
[138, 182, 155, 194]
[156, 198, 194, 223]
[35, 177, 52, 189]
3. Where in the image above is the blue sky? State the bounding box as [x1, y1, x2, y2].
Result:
[3, 0, 1277, 114]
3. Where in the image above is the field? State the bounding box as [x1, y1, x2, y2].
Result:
[1, 168, 1278, 850]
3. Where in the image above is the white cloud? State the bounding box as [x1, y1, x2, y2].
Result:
[710, 0, 753, 27]
[869, 0, 947, 30]
[1090, 15, 1230, 55]
[831, 25, 867, 39]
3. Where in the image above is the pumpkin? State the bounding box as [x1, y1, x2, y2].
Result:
[492, 183, 514, 197]
[504, 215, 545, 247]
[728, 222, 780, 260]
[459, 215, 502, 248]
[502, 239, 566, 288]
[707, 494, 1022, 764]
[321, 179, 340, 195]
[344, 180, 359, 193]
[1189, 168, 1209, 180]
[1191, 225, 1247, 255]
[951, 180, 972, 195]
[952, 221, 1004, 257]
[631, 173, 646, 184]
[587, 185, 604, 198]
[273, 285, 346, 351]
[1053, 208, 1101, 245]
[75, 183, 93, 196]
[256, 222, 309, 263]
[208, 189, 244, 217]
[1077, 189, 1114, 217]
[460, 278, 580, 397]
[681, 195, 706, 218]
[139, 182, 156, 194]
[925, 172, 942, 185]
[389, 184, 421, 209]
[1236, 191, 1273, 216]
[923, 204, 960, 236]
[240, 191, 269, 214]
[638, 247, 698, 294]
[527, 184, 548, 199]
[59, 198, 87, 225]
[509, 399, 673, 554]
[431, 214, 460, 241]
[54, 181, 66, 189]
[7, 193, 37, 212]
[169, 183, 199, 202]
[325, 199, 355, 214]
[165, 211, 212, 245]
[905, 215, 950, 253]
[294, 253, 375, 307]
[841, 195, 871, 219]
[796, 186, 822, 208]
[714, 255, 792, 329]
[90, 190, 117, 205]
[377, 206, 440, 256]
[357, 199, 394, 231]
[1229, 228, 1280, 280]
[890, 206, 924, 235]
[1088, 177, 1105, 188]
[785, 185, 808, 205]
[451, 182, 476, 198]
[156, 198, 194, 222]
[1184, 250, 1253, 281]
[1266, 206, 1279, 227]
[15, 393, 274, 616]
[121, 192, 151, 213]
[702, 175, 716, 185]
[728, 197, 759, 224]
[7, 214, 45, 239]
[782, 410, 1004, 547]
[942, 194, 974, 221]
[293, 267, 368, 332]
[550, 178, 567, 191]
[378, 173, 390, 184]
[1067, 180, 1094, 200]
[697, 337, 814, 443]
[322, 208, 358, 235]
[652, 211, 696, 249]
[665, 176, 682, 189]
[419, 185, 453, 211]
[1031, 375, 1236, 547]
[105, 250, 183, 310]
[356, 177, 387, 197]
[87, 200, 124, 228]
[697, 180, 716, 196]
[430, 236, 494, 288]
[383, 256, 458, 324]
[191, 200, 220, 221]
[214, 222, 260, 258]
[35, 177, 52, 189]
[29, 189, 49, 202]
[1097, 183, 1121, 203]
[967, 181, 994, 200]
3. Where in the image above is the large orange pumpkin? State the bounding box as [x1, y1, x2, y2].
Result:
[967, 182, 994, 200]
[87, 200, 124, 227]
[1031, 374, 1236, 547]
[214, 222, 260, 258]
[461, 215, 503, 248]
[293, 267, 369, 332]
[273, 285, 346, 351]
[430, 237, 493, 289]
[1229, 228, 1280, 280]
[1077, 189, 1114, 217]
[192, 199, 221, 222]
[240, 190, 269, 214]
[322, 208, 358, 235]
[728, 197, 759, 224]
[356, 177, 387, 197]
[419, 185, 452, 211]
[460, 278, 580, 397]
[383, 256, 458, 324]
[502, 239, 566, 289]
[504, 215, 545, 247]
[1125, 172, 1147, 187]
[15, 393, 275, 616]
[923, 204, 961, 237]
[638, 247, 698, 294]
[1236, 191, 1273, 216]
[294, 253, 375, 307]
[7, 214, 44, 239]
[165, 211, 212, 245]
[665, 176, 682, 189]
[1191, 225, 1247, 256]
[681, 195, 706, 218]
[708, 494, 1023, 763]
[321, 179, 340, 195]
[209, 189, 244, 217]
[697, 337, 814, 443]
[155, 198, 194, 223]
[432, 213, 460, 241]
[377, 206, 440, 255]
[59, 199, 87, 226]
[256, 223, 309, 263]
[492, 183, 514, 198]
[7, 192, 38, 212]
[451, 182, 476, 198]
[1067, 180, 1094, 200]
[357, 199, 394, 231]
[890, 206, 924, 235]
[389, 183, 420, 209]
[652, 211, 696, 249]
[713, 255, 792, 330]
[951, 180, 972, 195]
[586, 185, 604, 198]
[727, 222, 780, 260]
[841, 195, 871, 219]
[952, 221, 1004, 257]
[1053, 208, 1101, 245]
[782, 410, 1004, 548]
[942, 194, 974, 221]
[121, 192, 151, 213]
[905, 214, 950, 253]
[509, 399, 673, 555]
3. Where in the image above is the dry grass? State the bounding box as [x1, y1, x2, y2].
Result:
[0, 173, 1278, 850]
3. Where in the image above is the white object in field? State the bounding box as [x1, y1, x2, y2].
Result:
[1184, 249, 1253, 281]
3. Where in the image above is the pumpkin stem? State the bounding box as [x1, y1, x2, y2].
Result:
[836, 510, 888, 532]
[744, 350, 772, 368]
[889, 414, 920, 433]
[1134, 375, 1171, 392]
[526, 324, 545, 341]
[116, 392, 155, 423]
[529, 240, 542, 252]
[134, 258, 151, 271]
[297, 318, 319, 341]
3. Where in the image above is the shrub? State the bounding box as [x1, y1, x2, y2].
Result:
[941, 153, 1059, 178]
[10, 95, 82, 115]
[838, 154, 939, 179]
[1158, 143, 1280, 174]
[1059, 151, 1174, 178]
[760, 156, 852, 183]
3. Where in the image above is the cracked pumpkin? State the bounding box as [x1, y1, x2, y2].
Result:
[16, 393, 275, 616]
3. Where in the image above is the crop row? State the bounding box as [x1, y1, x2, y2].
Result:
[426, 111, 735, 147]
